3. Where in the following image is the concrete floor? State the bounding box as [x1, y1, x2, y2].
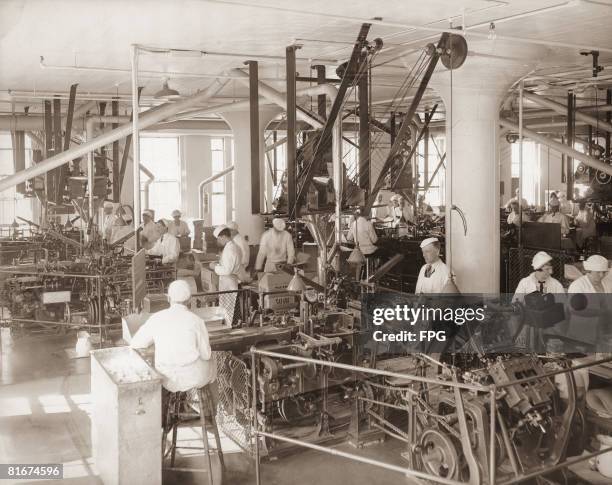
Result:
[1, 331, 609, 485]
[0, 332, 410, 485]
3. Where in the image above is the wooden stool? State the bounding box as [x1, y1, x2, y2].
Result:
[162, 384, 225, 484]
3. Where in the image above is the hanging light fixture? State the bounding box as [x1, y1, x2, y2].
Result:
[154, 79, 180, 100]
[287, 268, 307, 292]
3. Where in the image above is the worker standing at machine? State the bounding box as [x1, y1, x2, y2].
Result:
[558, 192, 573, 216]
[512, 251, 564, 302]
[146, 220, 180, 264]
[167, 209, 190, 237]
[140, 209, 161, 246]
[371, 194, 388, 220]
[130, 279, 215, 397]
[227, 221, 249, 273]
[507, 201, 530, 227]
[538, 198, 570, 237]
[574, 201, 597, 249]
[415, 238, 453, 294]
[504, 188, 529, 210]
[100, 202, 115, 241]
[255, 218, 295, 273]
[568, 255, 612, 293]
[210, 225, 242, 291]
[347, 208, 378, 256]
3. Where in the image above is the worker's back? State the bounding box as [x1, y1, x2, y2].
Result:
[131, 303, 213, 392]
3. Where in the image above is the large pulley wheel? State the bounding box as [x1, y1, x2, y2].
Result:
[440, 34, 468, 70]
[418, 429, 459, 480]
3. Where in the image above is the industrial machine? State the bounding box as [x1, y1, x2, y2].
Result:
[0, 254, 175, 336]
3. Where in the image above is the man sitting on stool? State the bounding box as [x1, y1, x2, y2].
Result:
[130, 280, 216, 413]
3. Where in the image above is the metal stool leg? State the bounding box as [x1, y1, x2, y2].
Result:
[170, 393, 181, 467]
[161, 393, 174, 458]
[198, 388, 214, 485]
[204, 387, 225, 471]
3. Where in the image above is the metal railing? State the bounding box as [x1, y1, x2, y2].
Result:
[248, 348, 612, 485]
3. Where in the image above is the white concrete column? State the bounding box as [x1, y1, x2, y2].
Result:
[432, 41, 548, 292]
[220, 108, 280, 244]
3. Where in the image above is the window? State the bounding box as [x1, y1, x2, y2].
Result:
[417, 136, 446, 208]
[139, 136, 180, 220]
[0, 133, 34, 226]
[511, 140, 539, 205]
[211, 138, 226, 226]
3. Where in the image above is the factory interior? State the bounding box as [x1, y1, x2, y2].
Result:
[2, 0, 612, 484]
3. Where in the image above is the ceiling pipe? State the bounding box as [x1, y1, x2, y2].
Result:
[202, 0, 612, 54]
[230, 68, 332, 129]
[140, 164, 155, 210]
[198, 165, 234, 219]
[0, 78, 230, 192]
[523, 91, 612, 134]
[500, 118, 612, 177]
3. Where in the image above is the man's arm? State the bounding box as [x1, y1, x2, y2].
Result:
[255, 233, 268, 271]
[197, 321, 212, 361]
[214, 246, 238, 276]
[130, 319, 155, 349]
[147, 238, 163, 257]
[368, 221, 378, 245]
[286, 232, 296, 264]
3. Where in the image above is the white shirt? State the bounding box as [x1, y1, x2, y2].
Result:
[141, 220, 161, 244]
[575, 209, 596, 237]
[214, 240, 243, 291]
[371, 205, 388, 220]
[256, 228, 296, 272]
[512, 273, 565, 302]
[168, 220, 190, 237]
[505, 196, 529, 209]
[147, 233, 180, 264]
[559, 199, 573, 215]
[507, 212, 530, 226]
[130, 303, 213, 392]
[568, 274, 612, 294]
[538, 212, 570, 236]
[233, 233, 250, 267]
[347, 216, 378, 255]
[415, 259, 451, 294]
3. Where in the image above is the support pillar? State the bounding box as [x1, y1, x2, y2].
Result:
[432, 42, 547, 292]
[220, 108, 280, 244]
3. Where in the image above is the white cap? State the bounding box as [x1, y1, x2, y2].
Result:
[171, 209, 181, 217]
[532, 251, 553, 270]
[272, 218, 286, 231]
[167, 280, 191, 303]
[227, 221, 238, 231]
[142, 209, 154, 217]
[103, 201, 113, 209]
[213, 225, 228, 238]
[420, 237, 439, 249]
[584, 255, 609, 272]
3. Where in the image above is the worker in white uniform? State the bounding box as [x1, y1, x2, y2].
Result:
[574, 200, 596, 248]
[168, 209, 190, 238]
[255, 218, 296, 273]
[147, 220, 180, 264]
[568, 255, 612, 293]
[100, 201, 114, 241]
[507, 201, 530, 227]
[538, 198, 570, 237]
[140, 209, 161, 247]
[210, 225, 243, 291]
[558, 192, 573, 216]
[347, 210, 378, 256]
[415, 238, 452, 294]
[371, 194, 388, 220]
[130, 280, 214, 393]
[227, 221, 249, 269]
[512, 251, 565, 303]
[504, 188, 529, 210]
